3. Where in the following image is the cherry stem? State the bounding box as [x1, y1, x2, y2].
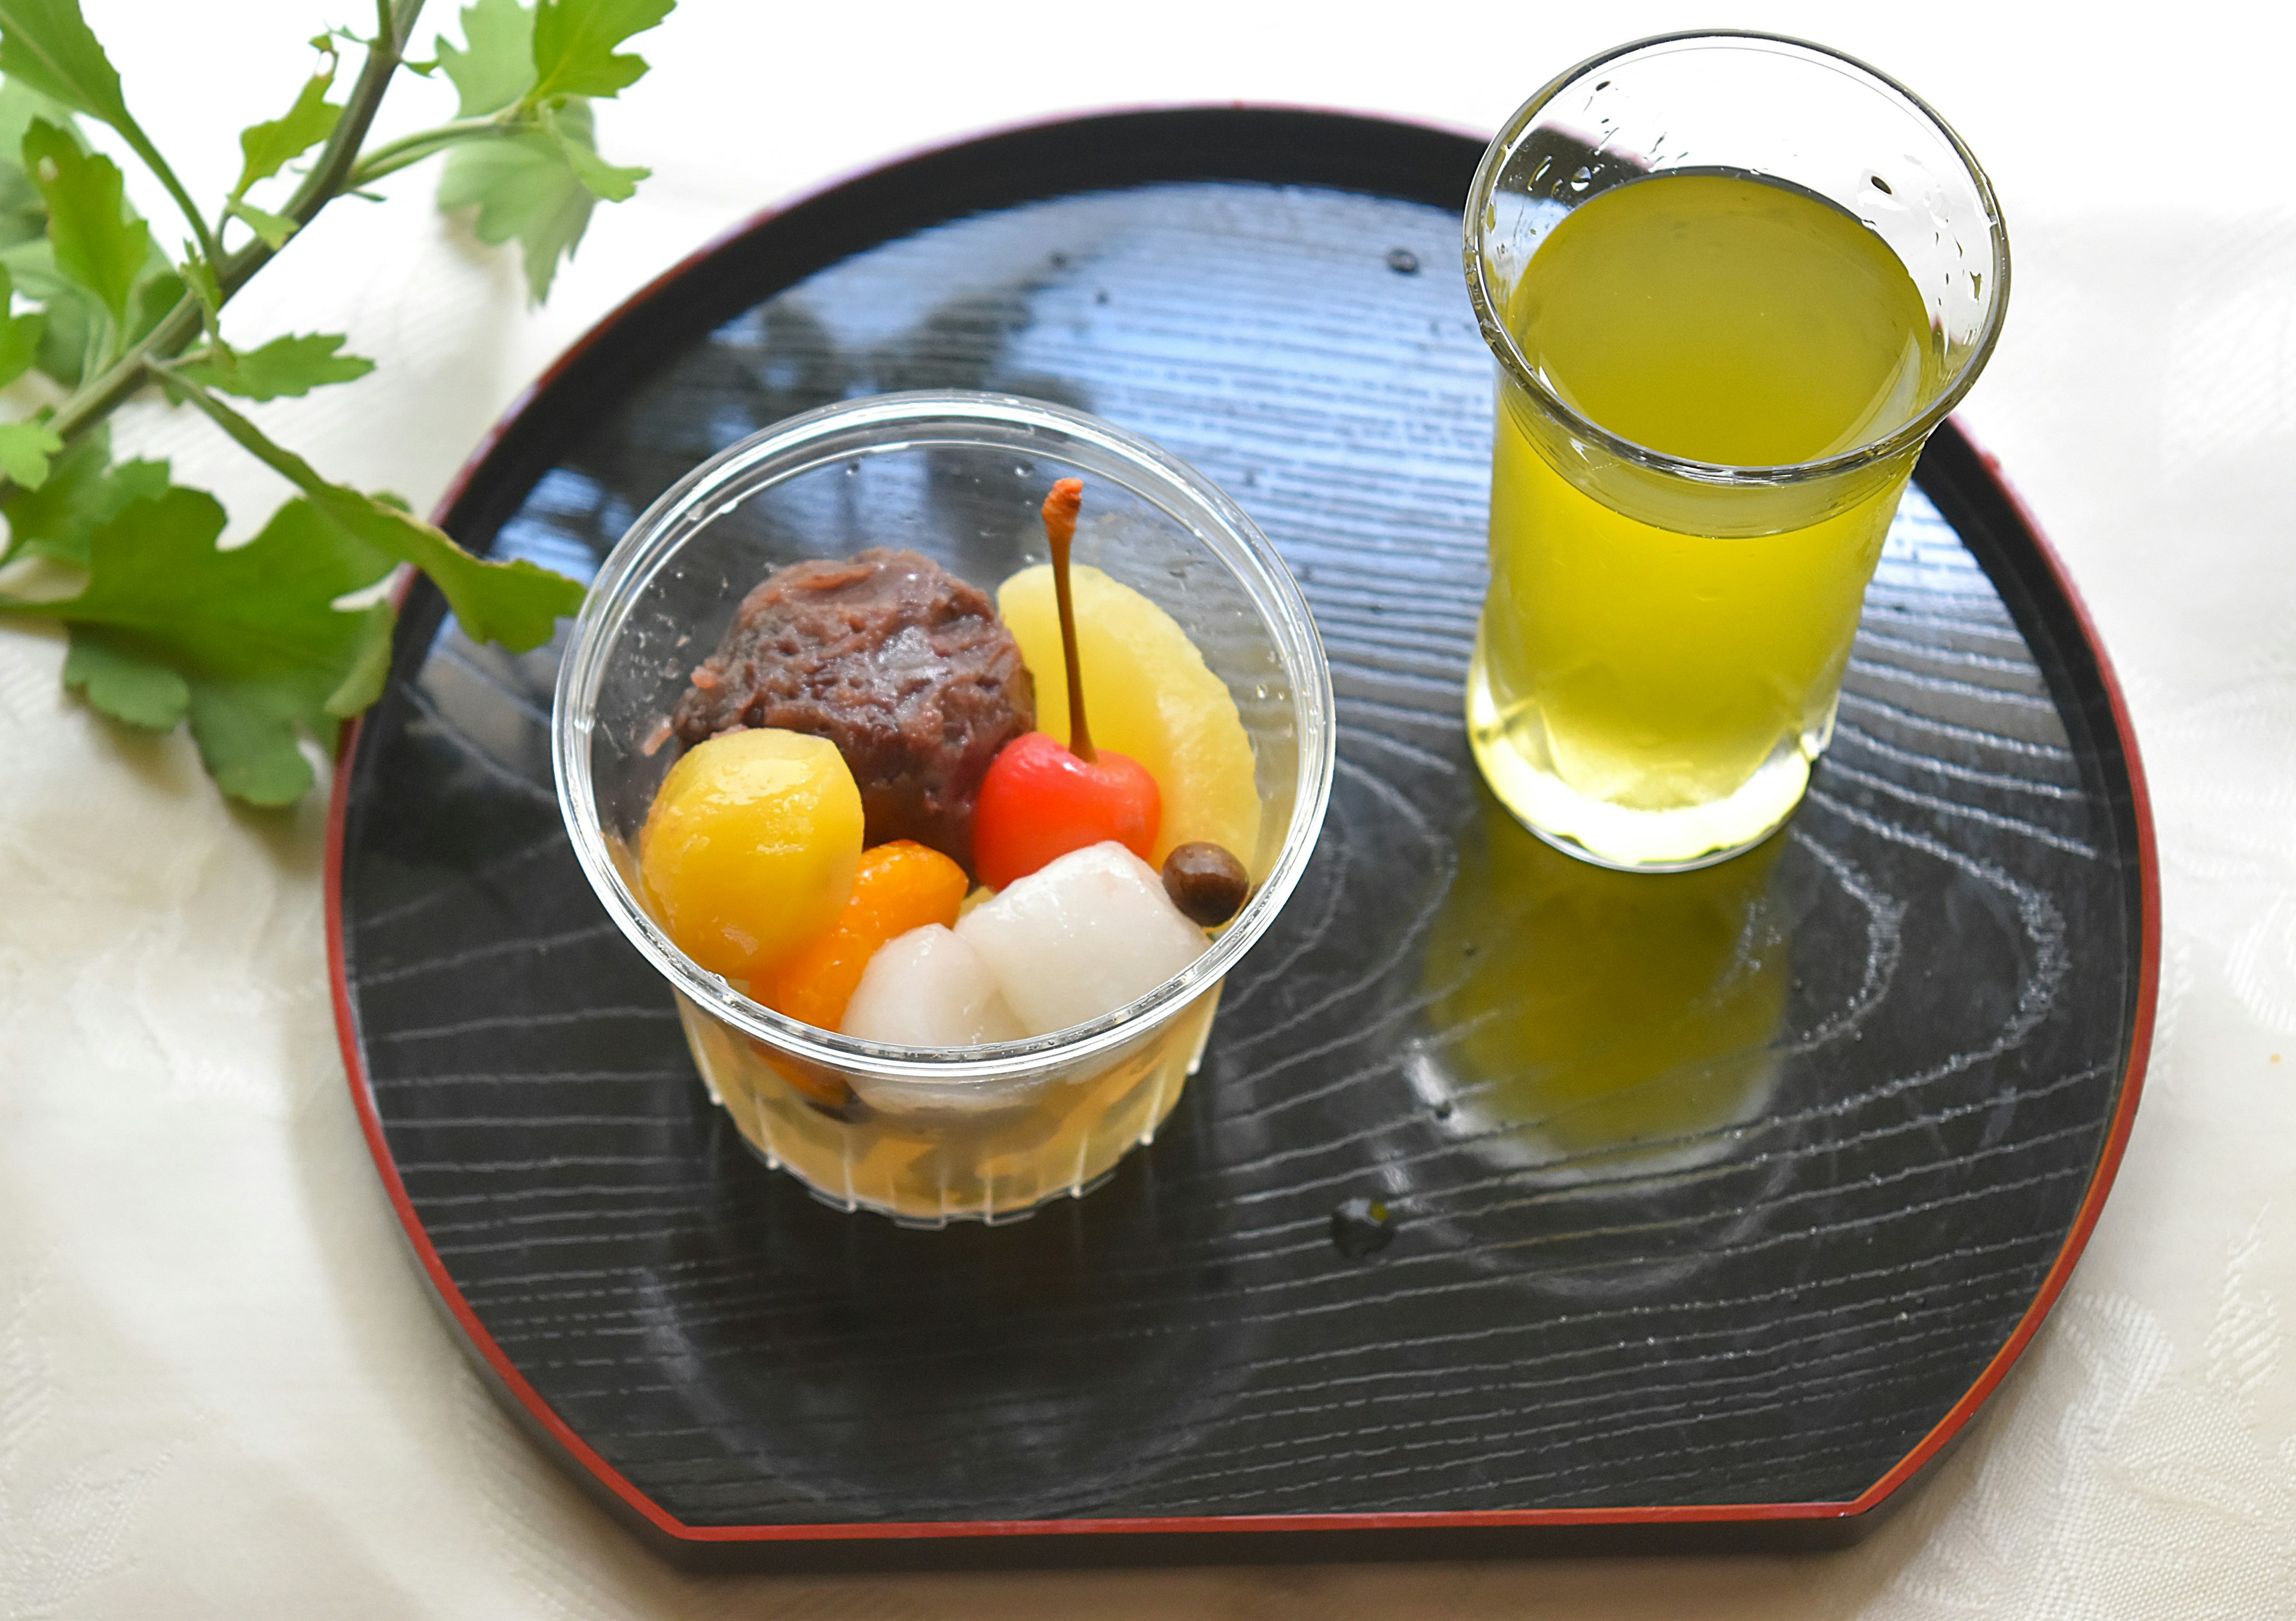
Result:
[1042, 477, 1096, 764]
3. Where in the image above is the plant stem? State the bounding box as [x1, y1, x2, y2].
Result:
[118, 123, 221, 268]
[11, 0, 429, 480]
[149, 365, 304, 484]
[349, 114, 521, 187]
[1042, 478, 1095, 764]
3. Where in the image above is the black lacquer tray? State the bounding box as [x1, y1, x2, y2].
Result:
[328, 108, 2155, 1568]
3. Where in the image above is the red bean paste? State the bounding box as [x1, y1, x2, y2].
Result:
[670, 548, 1034, 871]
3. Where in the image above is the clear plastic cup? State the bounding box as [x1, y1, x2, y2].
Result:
[552, 391, 1334, 1226]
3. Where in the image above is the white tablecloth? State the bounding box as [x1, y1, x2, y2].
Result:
[5, 1, 2291, 1613]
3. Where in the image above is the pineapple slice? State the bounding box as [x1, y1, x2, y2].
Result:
[998, 562, 1262, 869]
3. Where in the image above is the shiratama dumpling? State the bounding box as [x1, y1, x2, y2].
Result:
[841, 924, 1025, 1047]
[954, 841, 1208, 1036]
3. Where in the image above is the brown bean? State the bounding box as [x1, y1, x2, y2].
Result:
[1161, 841, 1251, 927]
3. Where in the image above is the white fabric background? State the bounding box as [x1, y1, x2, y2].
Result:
[2, 0, 2291, 1613]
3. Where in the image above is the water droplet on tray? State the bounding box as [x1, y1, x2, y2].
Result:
[1567, 167, 1593, 193]
[1330, 1196, 1396, 1259]
[1387, 247, 1421, 274]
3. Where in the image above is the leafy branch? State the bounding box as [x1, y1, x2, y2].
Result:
[0, 0, 674, 803]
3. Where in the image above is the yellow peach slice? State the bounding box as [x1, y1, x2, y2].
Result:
[999, 562, 1262, 871]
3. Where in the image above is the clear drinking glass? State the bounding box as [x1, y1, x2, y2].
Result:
[1464, 32, 2010, 870]
[553, 391, 1334, 1226]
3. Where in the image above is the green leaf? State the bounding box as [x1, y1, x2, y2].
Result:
[164, 378, 581, 652]
[0, 3, 200, 279]
[528, 0, 671, 104]
[0, 233, 68, 301]
[438, 103, 595, 302]
[0, 422, 167, 565]
[0, 0, 132, 133]
[438, 0, 536, 117]
[234, 59, 340, 196]
[0, 414, 59, 485]
[62, 627, 186, 729]
[539, 100, 643, 200]
[0, 75, 71, 247]
[0, 260, 43, 386]
[0, 162, 41, 248]
[313, 481, 575, 653]
[125, 264, 181, 343]
[29, 276, 87, 381]
[25, 486, 402, 804]
[180, 252, 219, 318]
[0, 300, 38, 382]
[328, 598, 395, 716]
[22, 117, 145, 323]
[0, 71, 74, 158]
[224, 196, 297, 248]
[175, 332, 373, 401]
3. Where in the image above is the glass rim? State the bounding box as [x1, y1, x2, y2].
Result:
[551, 388, 1336, 1083]
[1463, 29, 2013, 486]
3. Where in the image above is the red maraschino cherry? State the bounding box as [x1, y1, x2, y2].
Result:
[972, 478, 1162, 892]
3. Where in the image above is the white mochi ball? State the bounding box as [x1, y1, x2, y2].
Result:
[954, 841, 1209, 1036]
[841, 924, 1026, 1048]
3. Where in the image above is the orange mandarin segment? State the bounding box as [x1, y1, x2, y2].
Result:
[753, 840, 970, 1030]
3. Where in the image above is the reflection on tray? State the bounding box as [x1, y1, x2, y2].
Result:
[1414, 787, 1787, 1180]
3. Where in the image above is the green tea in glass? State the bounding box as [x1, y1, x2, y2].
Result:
[1464, 33, 2010, 869]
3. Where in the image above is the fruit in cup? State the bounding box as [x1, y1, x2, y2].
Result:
[753, 839, 969, 1028]
[972, 478, 1165, 889]
[654, 480, 1260, 1048]
[997, 560, 1261, 868]
[973, 731, 1160, 890]
[639, 728, 863, 980]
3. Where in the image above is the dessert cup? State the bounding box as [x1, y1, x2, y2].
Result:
[553, 390, 1333, 1225]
